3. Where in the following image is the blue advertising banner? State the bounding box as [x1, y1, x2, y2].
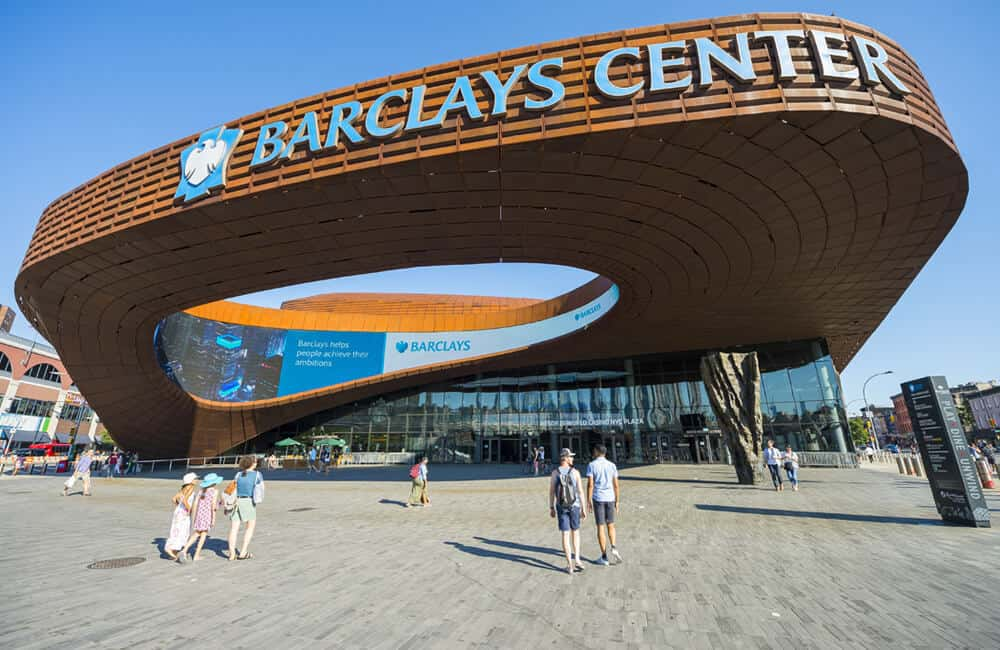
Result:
[156, 284, 618, 402]
[277, 330, 387, 397]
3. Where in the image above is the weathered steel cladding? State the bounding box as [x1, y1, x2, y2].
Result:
[16, 14, 967, 458]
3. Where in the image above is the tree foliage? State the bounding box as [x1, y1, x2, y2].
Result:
[957, 404, 974, 432]
[849, 417, 870, 447]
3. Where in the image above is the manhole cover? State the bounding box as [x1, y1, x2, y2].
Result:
[87, 557, 146, 570]
[288, 507, 317, 512]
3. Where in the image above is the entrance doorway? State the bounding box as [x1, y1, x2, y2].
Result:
[602, 434, 627, 464]
[558, 434, 580, 457]
[646, 433, 672, 462]
[482, 438, 520, 463]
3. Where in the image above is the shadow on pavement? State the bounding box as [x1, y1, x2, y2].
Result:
[695, 504, 943, 526]
[444, 541, 565, 573]
[473, 536, 564, 558]
[379, 498, 408, 508]
[152, 536, 231, 560]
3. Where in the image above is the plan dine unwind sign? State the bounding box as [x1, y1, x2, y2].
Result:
[902, 376, 990, 528]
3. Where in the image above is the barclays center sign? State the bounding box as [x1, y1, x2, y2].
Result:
[175, 28, 911, 203]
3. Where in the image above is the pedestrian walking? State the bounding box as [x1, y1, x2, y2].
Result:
[306, 446, 318, 473]
[178, 473, 223, 562]
[763, 439, 783, 491]
[865, 445, 875, 463]
[105, 451, 118, 479]
[62, 449, 95, 497]
[407, 456, 430, 507]
[550, 448, 586, 575]
[320, 447, 331, 474]
[984, 443, 997, 475]
[586, 444, 622, 566]
[783, 446, 800, 491]
[165, 472, 199, 561]
[227, 456, 264, 561]
[12, 453, 24, 476]
[533, 446, 541, 476]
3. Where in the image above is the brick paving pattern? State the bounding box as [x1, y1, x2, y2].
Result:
[2, 462, 998, 649]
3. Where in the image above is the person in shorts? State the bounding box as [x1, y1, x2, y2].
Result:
[62, 449, 94, 496]
[586, 444, 621, 565]
[549, 448, 586, 575]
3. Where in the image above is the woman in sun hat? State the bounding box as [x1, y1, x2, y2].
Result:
[178, 472, 223, 562]
[165, 472, 199, 561]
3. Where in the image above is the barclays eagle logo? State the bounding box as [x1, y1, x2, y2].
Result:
[175, 125, 243, 203]
[396, 341, 409, 353]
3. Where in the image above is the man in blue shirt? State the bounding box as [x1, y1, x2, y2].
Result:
[586, 444, 621, 566]
[307, 447, 317, 474]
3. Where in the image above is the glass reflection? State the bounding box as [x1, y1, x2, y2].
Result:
[254, 340, 850, 462]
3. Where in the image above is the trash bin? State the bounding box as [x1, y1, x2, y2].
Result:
[56, 459, 69, 473]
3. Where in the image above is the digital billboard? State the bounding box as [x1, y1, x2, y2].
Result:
[155, 284, 618, 402]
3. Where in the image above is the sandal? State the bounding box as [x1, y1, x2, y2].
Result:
[228, 549, 239, 562]
[237, 552, 254, 560]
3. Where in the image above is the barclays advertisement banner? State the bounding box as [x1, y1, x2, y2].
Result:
[156, 284, 617, 402]
[383, 285, 618, 373]
[277, 331, 386, 397]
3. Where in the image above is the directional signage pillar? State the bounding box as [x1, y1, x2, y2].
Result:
[902, 376, 990, 527]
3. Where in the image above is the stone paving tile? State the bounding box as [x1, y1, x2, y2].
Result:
[1, 462, 999, 649]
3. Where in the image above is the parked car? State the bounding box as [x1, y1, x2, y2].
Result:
[884, 444, 900, 454]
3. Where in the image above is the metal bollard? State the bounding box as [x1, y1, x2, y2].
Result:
[976, 460, 995, 489]
[912, 455, 923, 477]
[901, 455, 913, 475]
[896, 455, 906, 474]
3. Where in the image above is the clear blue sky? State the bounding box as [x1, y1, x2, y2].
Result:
[2, 0, 997, 410]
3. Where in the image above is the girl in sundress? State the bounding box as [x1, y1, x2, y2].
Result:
[165, 472, 199, 562]
[179, 473, 223, 561]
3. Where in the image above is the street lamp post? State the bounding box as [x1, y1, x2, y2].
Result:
[862, 371, 894, 451]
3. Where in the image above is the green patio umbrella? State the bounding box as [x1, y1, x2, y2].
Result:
[314, 437, 347, 447]
[274, 437, 303, 447]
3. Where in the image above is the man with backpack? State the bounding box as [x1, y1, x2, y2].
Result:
[407, 456, 429, 507]
[549, 448, 586, 575]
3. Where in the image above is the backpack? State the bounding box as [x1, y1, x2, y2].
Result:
[409, 463, 420, 479]
[222, 479, 239, 512]
[556, 469, 576, 508]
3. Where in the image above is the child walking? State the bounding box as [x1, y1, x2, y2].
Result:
[165, 472, 199, 562]
[179, 473, 223, 561]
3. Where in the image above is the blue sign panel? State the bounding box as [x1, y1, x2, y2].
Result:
[276, 330, 387, 397]
[156, 284, 618, 402]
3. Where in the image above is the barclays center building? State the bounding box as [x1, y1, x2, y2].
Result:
[17, 14, 966, 461]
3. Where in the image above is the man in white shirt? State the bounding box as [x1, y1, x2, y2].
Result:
[586, 444, 622, 566]
[763, 439, 783, 491]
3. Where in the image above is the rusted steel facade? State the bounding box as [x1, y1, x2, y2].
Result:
[17, 14, 967, 458]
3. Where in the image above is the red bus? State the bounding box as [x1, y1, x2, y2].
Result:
[27, 442, 71, 457]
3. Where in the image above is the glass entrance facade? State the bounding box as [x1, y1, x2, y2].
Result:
[250, 339, 850, 463]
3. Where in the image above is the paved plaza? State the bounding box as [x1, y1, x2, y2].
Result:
[2, 461, 999, 649]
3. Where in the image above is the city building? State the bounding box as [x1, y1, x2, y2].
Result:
[15, 14, 968, 460]
[865, 405, 897, 444]
[951, 381, 997, 410]
[891, 393, 914, 439]
[967, 386, 1000, 439]
[0, 305, 15, 333]
[0, 328, 102, 447]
